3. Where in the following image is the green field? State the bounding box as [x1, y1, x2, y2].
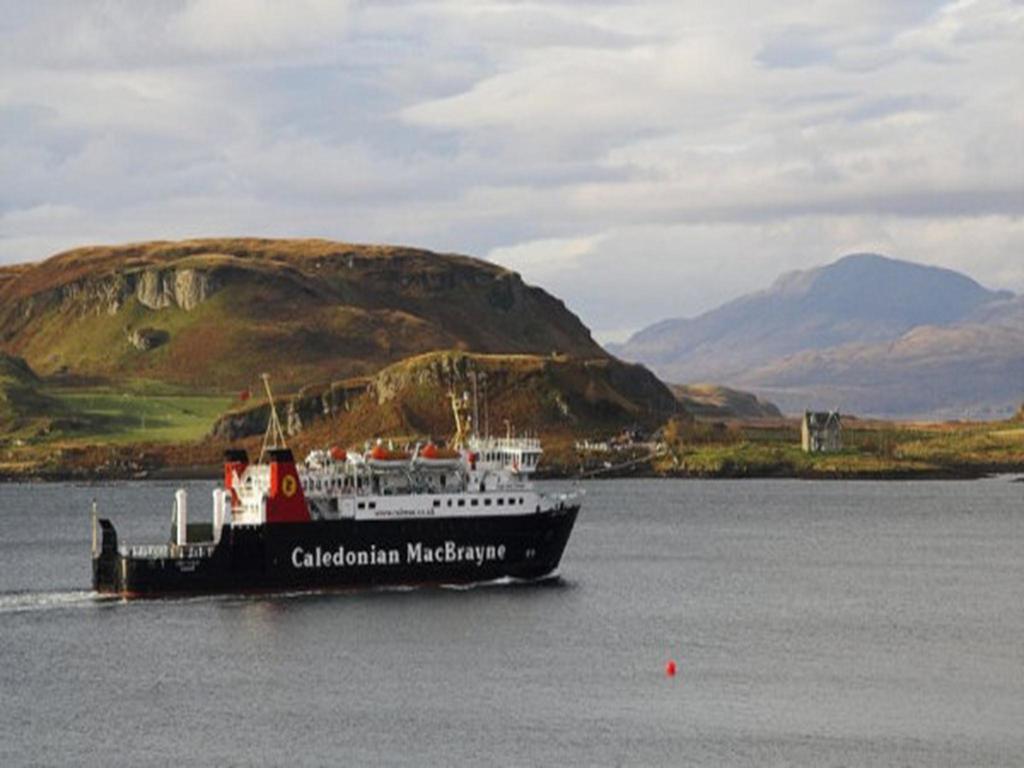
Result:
[46, 388, 233, 445]
[649, 420, 1024, 478]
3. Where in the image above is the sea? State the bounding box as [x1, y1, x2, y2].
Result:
[1, 478, 1022, 767]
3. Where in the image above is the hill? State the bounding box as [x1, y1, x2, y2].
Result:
[211, 351, 681, 448]
[670, 384, 781, 420]
[0, 238, 604, 390]
[0, 353, 55, 432]
[612, 254, 1021, 418]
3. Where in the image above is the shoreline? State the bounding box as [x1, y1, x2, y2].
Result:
[3, 463, 1021, 483]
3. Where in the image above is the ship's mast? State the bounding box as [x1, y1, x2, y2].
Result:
[471, 369, 480, 439]
[259, 373, 288, 462]
[481, 372, 489, 438]
[449, 389, 472, 449]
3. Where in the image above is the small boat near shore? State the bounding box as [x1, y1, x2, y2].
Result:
[91, 379, 580, 598]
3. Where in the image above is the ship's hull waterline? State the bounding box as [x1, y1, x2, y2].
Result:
[93, 507, 579, 598]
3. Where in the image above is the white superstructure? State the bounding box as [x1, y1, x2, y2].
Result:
[289, 436, 572, 522]
[225, 381, 577, 527]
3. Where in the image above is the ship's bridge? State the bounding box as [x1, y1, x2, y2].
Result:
[468, 435, 542, 474]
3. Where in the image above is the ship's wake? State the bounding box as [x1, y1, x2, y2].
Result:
[0, 575, 568, 614]
[0, 590, 111, 615]
[440, 573, 564, 591]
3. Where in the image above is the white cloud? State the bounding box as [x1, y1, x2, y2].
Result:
[1, 0, 1022, 342]
[169, 0, 354, 56]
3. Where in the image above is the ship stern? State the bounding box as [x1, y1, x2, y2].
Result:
[92, 517, 121, 593]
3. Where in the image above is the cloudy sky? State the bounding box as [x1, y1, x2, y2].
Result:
[2, 0, 1022, 341]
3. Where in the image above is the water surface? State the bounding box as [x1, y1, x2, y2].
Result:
[1, 478, 1022, 766]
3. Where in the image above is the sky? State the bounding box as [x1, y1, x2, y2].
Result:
[1, 0, 1022, 343]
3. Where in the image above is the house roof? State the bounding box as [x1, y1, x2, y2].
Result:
[804, 411, 841, 429]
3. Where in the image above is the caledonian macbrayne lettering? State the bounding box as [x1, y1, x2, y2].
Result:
[291, 541, 507, 569]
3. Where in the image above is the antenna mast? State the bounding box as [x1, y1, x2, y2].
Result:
[481, 372, 489, 438]
[259, 373, 288, 462]
[449, 389, 471, 449]
[471, 368, 480, 439]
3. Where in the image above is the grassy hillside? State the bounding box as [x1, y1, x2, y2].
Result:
[0, 353, 57, 433]
[0, 351, 231, 445]
[0, 238, 604, 390]
[48, 388, 233, 445]
[670, 383, 782, 419]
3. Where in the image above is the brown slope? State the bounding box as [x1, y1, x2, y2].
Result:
[211, 350, 681, 446]
[669, 384, 782, 420]
[0, 238, 604, 390]
[0, 264, 29, 293]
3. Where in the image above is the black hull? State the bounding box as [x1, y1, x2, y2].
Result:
[93, 507, 579, 597]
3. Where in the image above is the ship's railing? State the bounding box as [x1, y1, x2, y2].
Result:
[469, 436, 542, 451]
[541, 489, 584, 511]
[118, 543, 216, 560]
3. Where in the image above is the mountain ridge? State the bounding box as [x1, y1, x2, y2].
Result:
[612, 253, 1021, 418]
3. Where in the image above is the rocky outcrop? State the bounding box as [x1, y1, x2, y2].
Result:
[372, 352, 475, 404]
[209, 351, 680, 443]
[127, 327, 170, 351]
[209, 380, 368, 441]
[1, 267, 218, 335]
[134, 268, 216, 311]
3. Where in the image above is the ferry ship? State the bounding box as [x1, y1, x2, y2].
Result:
[91, 379, 580, 597]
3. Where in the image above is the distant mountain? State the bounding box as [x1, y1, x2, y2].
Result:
[612, 254, 1022, 418]
[0, 239, 605, 390]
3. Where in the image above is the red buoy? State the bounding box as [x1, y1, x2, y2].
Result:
[665, 659, 677, 677]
